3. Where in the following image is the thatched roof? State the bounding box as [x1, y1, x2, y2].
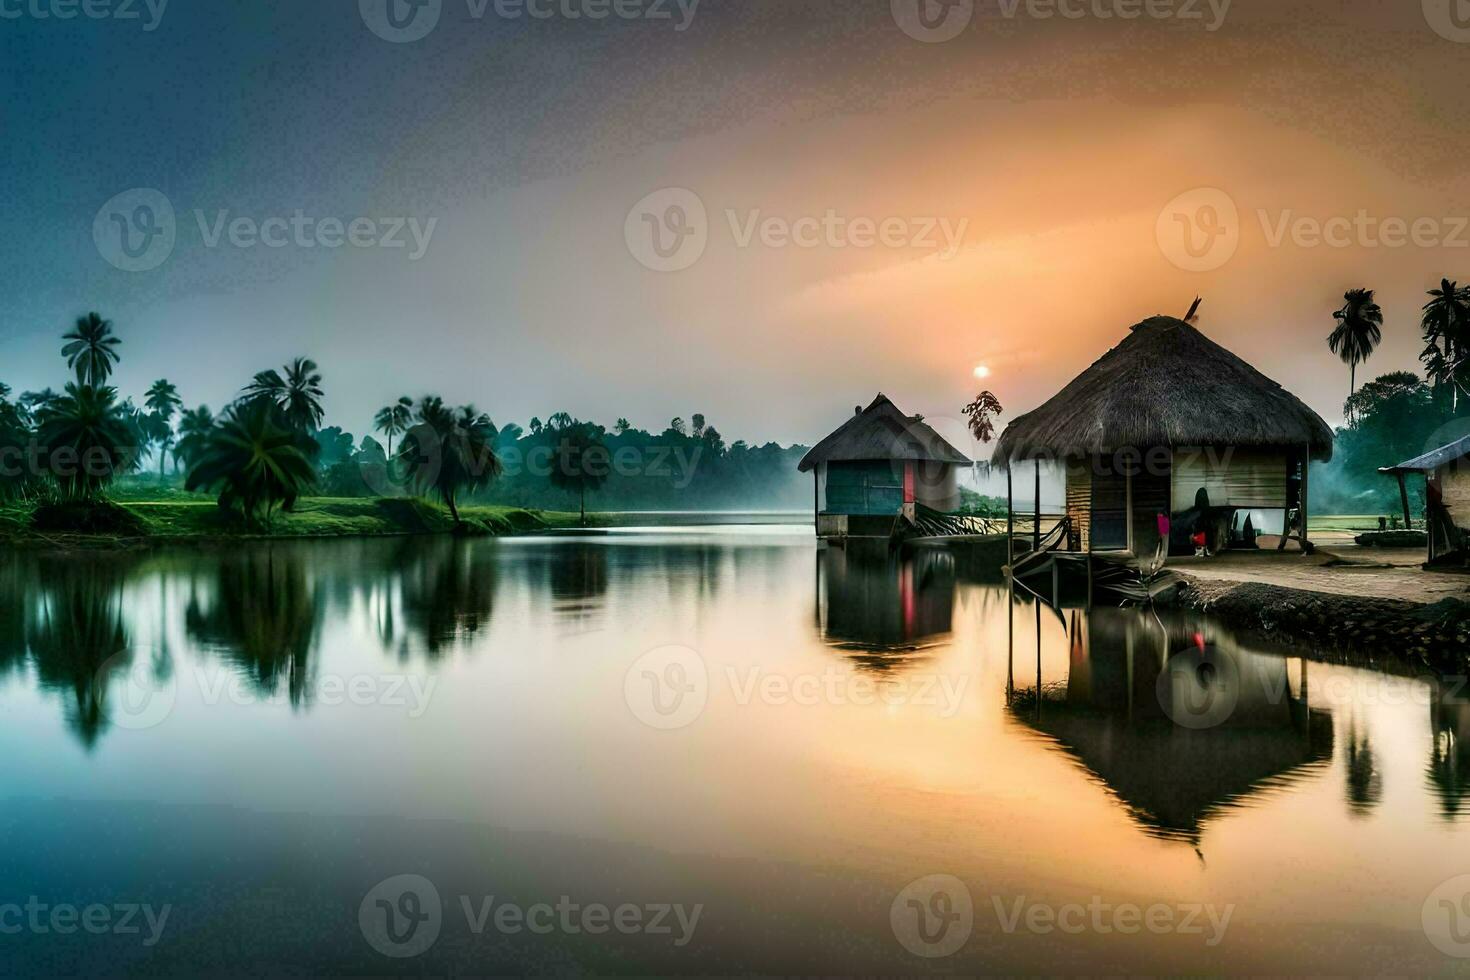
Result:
[1381, 435, 1470, 474]
[798, 394, 971, 473]
[993, 316, 1334, 466]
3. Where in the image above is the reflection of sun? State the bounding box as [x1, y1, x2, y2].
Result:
[973, 364, 991, 379]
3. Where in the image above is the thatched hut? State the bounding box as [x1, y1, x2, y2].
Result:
[1380, 435, 1470, 566]
[993, 316, 1333, 556]
[799, 393, 971, 539]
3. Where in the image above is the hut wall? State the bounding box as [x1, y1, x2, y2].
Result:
[913, 461, 960, 512]
[1439, 463, 1470, 523]
[1171, 447, 1289, 511]
[1065, 461, 1091, 552]
[823, 460, 905, 516]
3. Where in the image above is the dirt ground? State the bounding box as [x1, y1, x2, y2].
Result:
[1168, 535, 1467, 605]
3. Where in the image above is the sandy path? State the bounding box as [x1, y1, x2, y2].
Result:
[1169, 542, 1469, 605]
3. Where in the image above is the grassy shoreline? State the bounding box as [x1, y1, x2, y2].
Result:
[0, 496, 598, 548]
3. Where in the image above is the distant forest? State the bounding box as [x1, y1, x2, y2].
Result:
[319, 413, 814, 512]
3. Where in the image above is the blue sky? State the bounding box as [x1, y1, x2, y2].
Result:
[4, 0, 1469, 451]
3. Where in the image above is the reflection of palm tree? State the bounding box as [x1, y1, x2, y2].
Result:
[186, 548, 321, 706]
[26, 559, 133, 750]
[396, 538, 497, 658]
[1344, 718, 1382, 816]
[0, 553, 34, 676]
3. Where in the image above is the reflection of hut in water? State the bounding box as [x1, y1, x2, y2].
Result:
[1428, 684, 1470, 820]
[1009, 607, 1333, 842]
[817, 542, 955, 665]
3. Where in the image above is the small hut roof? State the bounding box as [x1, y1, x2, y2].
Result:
[993, 316, 1334, 466]
[1380, 435, 1470, 474]
[797, 393, 971, 473]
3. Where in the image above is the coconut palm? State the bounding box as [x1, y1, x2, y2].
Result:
[397, 397, 502, 524]
[34, 383, 134, 499]
[61, 313, 122, 387]
[373, 396, 414, 457]
[172, 405, 215, 471]
[185, 398, 319, 525]
[1421, 279, 1470, 408]
[1328, 288, 1383, 415]
[144, 378, 183, 478]
[242, 357, 325, 431]
[548, 423, 610, 526]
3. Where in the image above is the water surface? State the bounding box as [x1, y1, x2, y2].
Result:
[2, 528, 1468, 974]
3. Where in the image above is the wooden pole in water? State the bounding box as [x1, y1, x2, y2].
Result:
[1033, 459, 1042, 552]
[1300, 443, 1311, 553]
[1007, 466, 1014, 567]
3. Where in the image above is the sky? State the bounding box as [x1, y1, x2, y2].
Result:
[3, 0, 1470, 452]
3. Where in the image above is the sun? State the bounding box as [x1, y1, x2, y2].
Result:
[973, 364, 991, 379]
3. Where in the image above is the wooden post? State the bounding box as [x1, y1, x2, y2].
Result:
[813, 469, 819, 532]
[1300, 444, 1311, 553]
[1033, 459, 1042, 553]
[1006, 466, 1014, 567]
[1397, 472, 1412, 528]
[1278, 452, 1295, 552]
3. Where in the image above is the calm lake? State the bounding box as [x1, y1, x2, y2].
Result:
[2, 526, 1469, 974]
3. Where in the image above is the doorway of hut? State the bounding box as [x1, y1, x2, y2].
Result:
[1091, 469, 1129, 551]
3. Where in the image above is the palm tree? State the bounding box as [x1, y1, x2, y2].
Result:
[1328, 288, 1383, 415]
[549, 423, 610, 526]
[242, 357, 325, 431]
[34, 383, 133, 499]
[373, 396, 414, 457]
[144, 379, 183, 478]
[397, 397, 502, 524]
[18, 388, 59, 424]
[61, 313, 122, 386]
[185, 399, 319, 525]
[173, 405, 215, 471]
[1421, 279, 1470, 409]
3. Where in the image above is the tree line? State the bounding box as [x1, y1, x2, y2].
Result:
[1315, 281, 1470, 515]
[0, 313, 810, 526]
